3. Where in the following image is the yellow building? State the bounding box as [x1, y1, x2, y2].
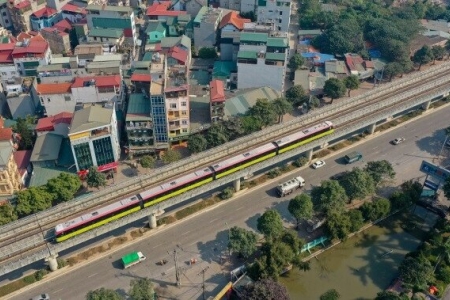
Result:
[0, 141, 21, 195]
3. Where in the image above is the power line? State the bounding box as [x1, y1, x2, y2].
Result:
[198, 266, 209, 300]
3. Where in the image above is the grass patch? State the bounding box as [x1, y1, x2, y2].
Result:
[430, 98, 449, 109]
[175, 197, 222, 220]
[0, 269, 51, 298]
[157, 215, 177, 226]
[329, 141, 348, 151]
[313, 149, 331, 159]
[130, 230, 143, 239]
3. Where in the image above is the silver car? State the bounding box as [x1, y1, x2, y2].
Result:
[31, 294, 49, 300]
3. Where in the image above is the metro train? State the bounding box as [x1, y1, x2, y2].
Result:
[54, 121, 334, 242]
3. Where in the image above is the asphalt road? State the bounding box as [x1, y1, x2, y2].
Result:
[7, 105, 450, 300]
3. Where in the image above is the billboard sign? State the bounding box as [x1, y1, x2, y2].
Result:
[424, 180, 439, 191]
[420, 161, 450, 181]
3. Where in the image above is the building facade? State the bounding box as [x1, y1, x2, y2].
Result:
[0, 141, 21, 195]
[11, 36, 51, 77]
[30, 6, 61, 31]
[256, 0, 291, 32]
[193, 6, 222, 52]
[209, 79, 225, 123]
[69, 105, 120, 172]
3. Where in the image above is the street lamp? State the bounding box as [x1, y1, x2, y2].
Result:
[225, 222, 231, 261]
[437, 134, 449, 165]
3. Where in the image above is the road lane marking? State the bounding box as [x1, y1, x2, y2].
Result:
[181, 230, 191, 236]
[53, 288, 63, 294]
[152, 243, 161, 249]
[235, 206, 244, 211]
[209, 218, 218, 224]
[88, 273, 97, 278]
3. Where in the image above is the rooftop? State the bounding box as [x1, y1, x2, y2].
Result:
[146, 2, 187, 17]
[37, 83, 72, 94]
[224, 86, 280, 118]
[237, 50, 257, 59]
[69, 105, 113, 134]
[131, 73, 152, 82]
[13, 150, 32, 177]
[30, 132, 63, 162]
[168, 46, 188, 64]
[54, 19, 73, 32]
[219, 11, 250, 30]
[193, 6, 221, 25]
[71, 75, 121, 88]
[74, 44, 103, 55]
[240, 32, 268, 44]
[210, 79, 225, 102]
[36, 112, 73, 131]
[12, 40, 48, 56]
[86, 4, 132, 13]
[146, 21, 166, 34]
[32, 6, 58, 18]
[61, 3, 87, 15]
[267, 37, 288, 48]
[126, 93, 151, 121]
[89, 28, 123, 39]
[0, 141, 12, 167]
[160, 35, 191, 50]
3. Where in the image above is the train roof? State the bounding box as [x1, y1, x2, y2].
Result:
[274, 121, 333, 147]
[55, 195, 140, 233]
[139, 167, 213, 200]
[211, 142, 277, 172]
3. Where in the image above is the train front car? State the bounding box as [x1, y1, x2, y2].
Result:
[54, 195, 142, 242]
[274, 121, 334, 154]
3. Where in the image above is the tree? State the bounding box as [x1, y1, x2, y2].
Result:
[280, 229, 303, 254]
[15, 187, 53, 217]
[13, 117, 34, 150]
[161, 149, 181, 164]
[287, 54, 305, 71]
[47, 173, 82, 204]
[432, 45, 446, 61]
[375, 291, 408, 300]
[223, 117, 245, 138]
[240, 278, 290, 300]
[347, 209, 364, 233]
[205, 124, 229, 148]
[239, 11, 256, 22]
[140, 155, 155, 168]
[197, 47, 217, 59]
[288, 194, 313, 229]
[398, 256, 433, 288]
[86, 167, 107, 189]
[364, 160, 395, 186]
[444, 177, 450, 201]
[247, 99, 277, 127]
[320, 289, 340, 300]
[389, 191, 412, 210]
[309, 96, 321, 109]
[187, 134, 207, 153]
[240, 115, 262, 134]
[413, 45, 434, 70]
[325, 212, 352, 241]
[257, 210, 284, 239]
[129, 278, 155, 300]
[86, 288, 123, 300]
[340, 168, 375, 201]
[343, 75, 360, 97]
[0, 203, 17, 225]
[272, 97, 292, 123]
[285, 85, 308, 106]
[311, 180, 348, 215]
[228, 226, 258, 258]
[323, 78, 346, 103]
[359, 198, 390, 222]
[401, 180, 422, 204]
[383, 62, 403, 81]
[445, 39, 450, 59]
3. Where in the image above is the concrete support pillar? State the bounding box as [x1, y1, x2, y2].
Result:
[306, 149, 313, 161]
[234, 178, 241, 192]
[45, 254, 59, 271]
[321, 142, 329, 149]
[149, 214, 157, 229]
[422, 100, 431, 111]
[368, 123, 376, 135]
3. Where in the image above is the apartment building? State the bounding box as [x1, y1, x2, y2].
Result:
[30, 6, 62, 31]
[11, 35, 51, 77]
[237, 32, 288, 92]
[0, 0, 13, 30]
[209, 79, 225, 123]
[0, 122, 21, 195]
[193, 6, 222, 52]
[69, 105, 120, 173]
[256, 0, 291, 32]
[71, 75, 124, 110]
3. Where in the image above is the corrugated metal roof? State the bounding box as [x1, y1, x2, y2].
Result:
[224, 87, 280, 118]
[89, 28, 123, 39]
[30, 132, 63, 162]
[69, 105, 113, 134]
[237, 50, 257, 59]
[126, 93, 152, 121]
[240, 32, 268, 43]
[265, 52, 286, 61]
[266, 37, 288, 48]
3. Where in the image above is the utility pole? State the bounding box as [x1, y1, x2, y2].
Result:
[198, 266, 209, 300]
[169, 249, 181, 286]
[36, 215, 51, 255]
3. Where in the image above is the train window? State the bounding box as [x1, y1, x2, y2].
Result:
[203, 168, 209, 172]
[276, 140, 282, 144]
[302, 129, 310, 134]
[243, 152, 250, 157]
[170, 181, 176, 185]
[92, 212, 98, 216]
[213, 164, 219, 168]
[131, 196, 137, 200]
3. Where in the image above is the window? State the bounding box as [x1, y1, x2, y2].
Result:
[64, 95, 71, 101]
[182, 129, 188, 133]
[279, 19, 282, 23]
[170, 103, 176, 109]
[4, 19, 8, 24]
[182, 120, 188, 125]
[279, 11, 282, 15]
[73, 142, 93, 170]
[47, 98, 50, 103]
[181, 101, 186, 107]
[181, 111, 187, 116]
[93, 136, 115, 166]
[2, 12, 6, 16]
[1, 72, 6, 75]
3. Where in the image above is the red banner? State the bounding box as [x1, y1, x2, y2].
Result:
[97, 161, 118, 172]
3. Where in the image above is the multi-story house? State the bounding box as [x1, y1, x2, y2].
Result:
[145, 21, 166, 44]
[125, 93, 153, 155]
[185, 0, 206, 18]
[30, 6, 62, 31]
[237, 32, 288, 92]
[61, 3, 86, 24]
[11, 34, 51, 76]
[256, 0, 291, 32]
[35, 111, 72, 136]
[86, 5, 137, 47]
[193, 6, 222, 52]
[146, 2, 187, 23]
[68, 105, 120, 173]
[87, 28, 124, 47]
[71, 75, 124, 110]
[0, 0, 13, 30]
[0, 140, 21, 195]
[40, 27, 70, 55]
[36, 82, 73, 116]
[219, 0, 240, 12]
[209, 79, 225, 123]
[219, 11, 250, 61]
[0, 43, 19, 88]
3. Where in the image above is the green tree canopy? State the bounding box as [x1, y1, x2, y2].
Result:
[129, 278, 155, 300]
[47, 173, 82, 204]
[247, 99, 277, 127]
[161, 149, 182, 164]
[343, 75, 360, 97]
[272, 97, 293, 123]
[257, 209, 284, 239]
[222, 117, 245, 138]
[285, 85, 308, 106]
[320, 289, 340, 300]
[432, 45, 446, 61]
[398, 256, 433, 288]
[413, 45, 434, 70]
[187, 134, 207, 153]
[401, 180, 422, 204]
[389, 191, 412, 210]
[228, 226, 258, 258]
[240, 278, 290, 300]
[13, 117, 34, 150]
[16, 187, 53, 217]
[323, 78, 346, 103]
[240, 116, 262, 134]
[140, 155, 155, 168]
[383, 62, 403, 81]
[311, 180, 348, 215]
[364, 160, 396, 186]
[444, 177, 450, 201]
[375, 290, 409, 300]
[325, 212, 352, 241]
[205, 124, 229, 148]
[86, 167, 107, 189]
[359, 198, 391, 222]
[287, 54, 305, 71]
[288, 194, 313, 229]
[347, 209, 364, 233]
[86, 288, 123, 300]
[0, 203, 17, 225]
[198, 47, 218, 59]
[340, 167, 375, 201]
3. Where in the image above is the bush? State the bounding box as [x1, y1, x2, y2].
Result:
[220, 187, 234, 200]
[267, 168, 281, 179]
[57, 258, 67, 269]
[293, 156, 309, 167]
[34, 269, 48, 281]
[279, 164, 290, 173]
[22, 274, 36, 284]
[140, 155, 155, 168]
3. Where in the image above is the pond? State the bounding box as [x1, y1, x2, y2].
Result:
[280, 209, 435, 300]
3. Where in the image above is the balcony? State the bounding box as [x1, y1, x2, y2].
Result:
[168, 122, 181, 130]
[168, 112, 180, 120]
[91, 127, 110, 138]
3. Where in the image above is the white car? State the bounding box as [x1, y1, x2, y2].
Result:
[392, 138, 405, 145]
[312, 160, 326, 169]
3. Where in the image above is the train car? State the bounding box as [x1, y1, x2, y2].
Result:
[211, 142, 277, 179]
[275, 121, 334, 154]
[140, 167, 214, 208]
[55, 195, 142, 242]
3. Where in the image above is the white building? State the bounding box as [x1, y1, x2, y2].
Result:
[68, 105, 120, 173]
[36, 82, 73, 116]
[256, 0, 291, 32]
[237, 32, 288, 92]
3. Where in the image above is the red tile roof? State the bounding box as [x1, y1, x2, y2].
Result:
[14, 0, 31, 10]
[32, 7, 58, 18]
[0, 127, 12, 141]
[131, 74, 152, 82]
[36, 112, 73, 131]
[168, 46, 188, 64]
[123, 28, 133, 38]
[37, 83, 72, 95]
[210, 80, 225, 102]
[0, 52, 13, 63]
[146, 2, 186, 16]
[12, 40, 49, 56]
[0, 43, 15, 51]
[61, 3, 87, 15]
[219, 11, 251, 30]
[13, 150, 32, 176]
[41, 27, 69, 37]
[54, 19, 73, 32]
[71, 75, 121, 88]
[16, 32, 32, 42]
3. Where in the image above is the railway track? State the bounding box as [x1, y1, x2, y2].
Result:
[1, 63, 450, 265]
